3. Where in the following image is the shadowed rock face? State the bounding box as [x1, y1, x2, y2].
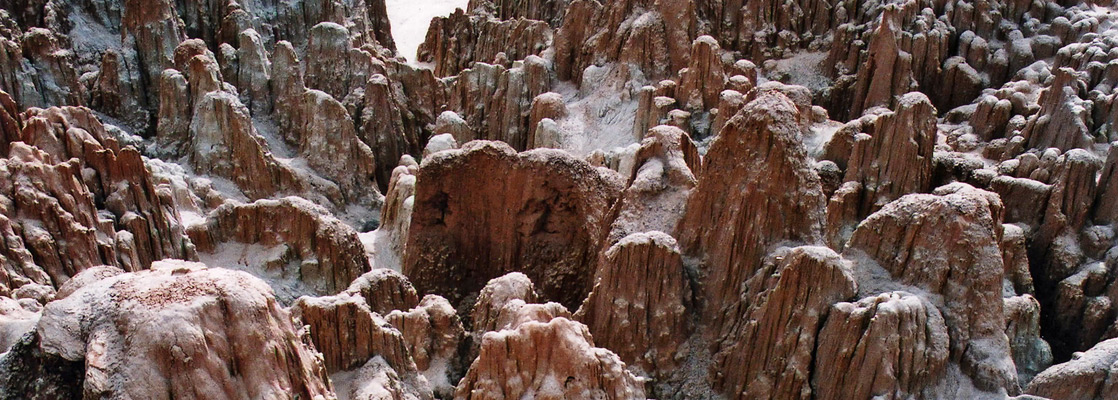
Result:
[404, 140, 623, 310]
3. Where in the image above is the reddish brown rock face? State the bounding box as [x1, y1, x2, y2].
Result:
[347, 268, 420, 315]
[292, 292, 416, 375]
[676, 90, 826, 325]
[813, 292, 951, 399]
[0, 103, 194, 295]
[712, 246, 857, 399]
[418, 10, 551, 77]
[404, 140, 623, 309]
[576, 232, 692, 378]
[18, 106, 195, 268]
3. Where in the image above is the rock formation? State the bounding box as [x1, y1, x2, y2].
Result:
[813, 292, 950, 399]
[676, 90, 826, 327]
[1027, 338, 1118, 400]
[346, 268, 420, 315]
[470, 272, 539, 334]
[291, 292, 417, 375]
[186, 197, 370, 301]
[712, 246, 857, 398]
[418, 10, 550, 77]
[404, 140, 623, 309]
[3, 0, 1118, 398]
[385, 295, 465, 397]
[845, 184, 1019, 394]
[2, 260, 334, 399]
[455, 316, 646, 399]
[576, 232, 692, 377]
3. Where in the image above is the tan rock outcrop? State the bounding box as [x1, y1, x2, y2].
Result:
[404, 141, 623, 309]
[467, 0, 569, 26]
[526, 93, 567, 149]
[188, 90, 305, 199]
[17, 105, 194, 269]
[386, 295, 465, 397]
[418, 10, 551, 77]
[291, 292, 417, 376]
[0, 295, 38, 353]
[813, 292, 950, 399]
[368, 156, 418, 270]
[471, 272, 538, 334]
[454, 317, 645, 399]
[989, 176, 1051, 227]
[187, 197, 370, 300]
[441, 57, 551, 151]
[1022, 68, 1095, 152]
[577, 232, 692, 378]
[433, 111, 473, 144]
[268, 37, 382, 206]
[676, 36, 727, 111]
[608, 125, 698, 244]
[840, 92, 937, 216]
[158, 39, 380, 210]
[713, 246, 857, 399]
[828, 9, 915, 121]
[552, 0, 695, 84]
[303, 22, 388, 103]
[0, 144, 123, 290]
[25, 260, 334, 399]
[1027, 337, 1118, 400]
[333, 356, 432, 400]
[0, 90, 19, 155]
[824, 92, 937, 247]
[845, 184, 1019, 393]
[633, 91, 680, 143]
[346, 268, 420, 315]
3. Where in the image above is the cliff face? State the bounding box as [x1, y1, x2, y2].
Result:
[2, 0, 1118, 398]
[404, 141, 623, 310]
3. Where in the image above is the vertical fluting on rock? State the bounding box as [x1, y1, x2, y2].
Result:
[845, 184, 1020, 393]
[576, 232, 692, 377]
[676, 90, 826, 326]
[455, 316, 646, 400]
[404, 141, 623, 310]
